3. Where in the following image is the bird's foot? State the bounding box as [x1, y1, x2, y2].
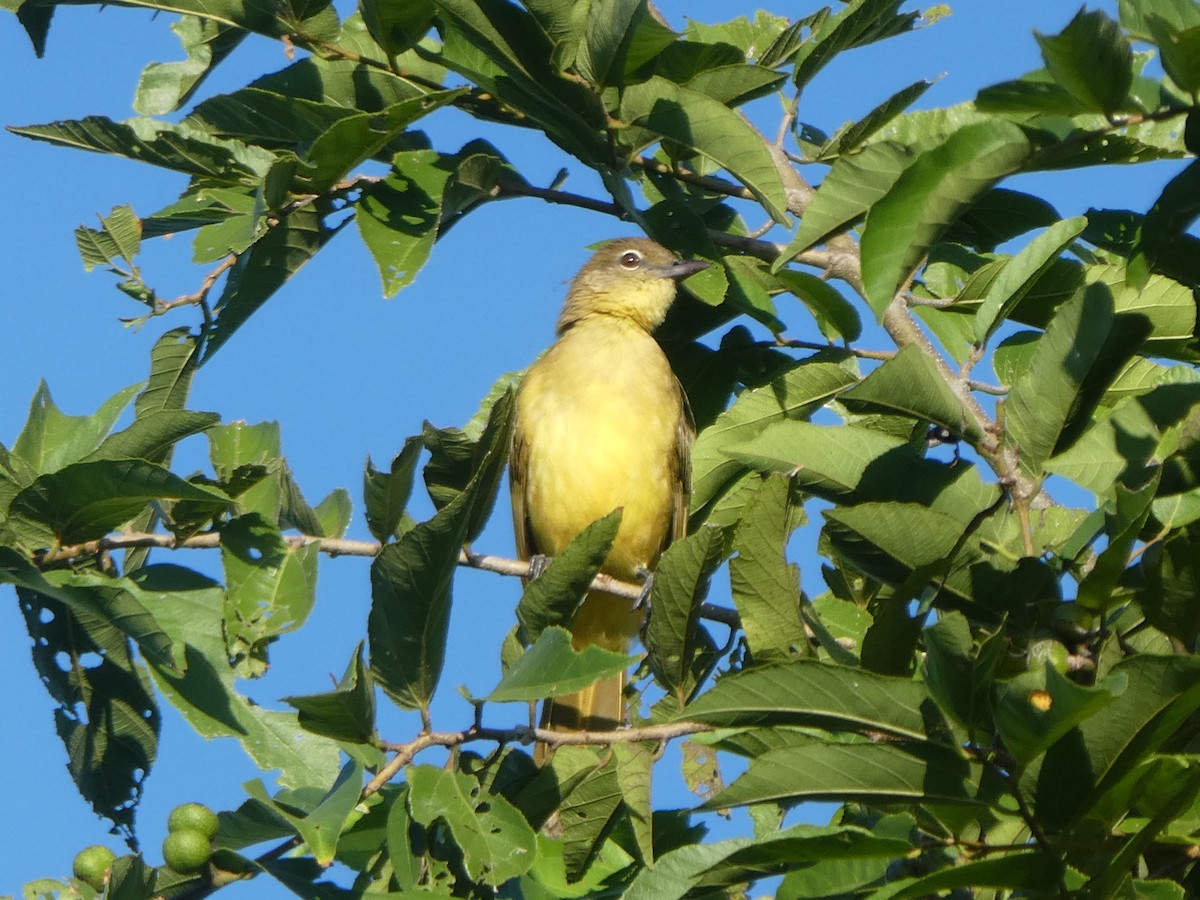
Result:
[634, 566, 654, 610]
[527, 554, 551, 580]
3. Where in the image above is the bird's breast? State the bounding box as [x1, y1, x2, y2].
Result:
[516, 322, 684, 580]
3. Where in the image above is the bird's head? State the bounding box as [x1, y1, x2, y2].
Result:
[556, 238, 709, 334]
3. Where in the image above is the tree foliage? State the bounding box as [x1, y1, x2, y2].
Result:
[6, 0, 1200, 896]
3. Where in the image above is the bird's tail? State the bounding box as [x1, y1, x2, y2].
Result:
[536, 590, 641, 762]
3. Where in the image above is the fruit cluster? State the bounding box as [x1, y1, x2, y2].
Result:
[70, 801, 219, 891]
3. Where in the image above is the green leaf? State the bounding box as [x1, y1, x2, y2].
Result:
[1036, 8, 1134, 114]
[942, 187, 1061, 253]
[823, 79, 934, 158]
[246, 761, 364, 867]
[13, 381, 141, 475]
[1031, 655, 1200, 829]
[75, 204, 142, 272]
[355, 149, 449, 298]
[360, 0, 433, 57]
[407, 765, 538, 885]
[710, 738, 979, 809]
[10, 569, 161, 838]
[645, 525, 724, 699]
[87, 411, 220, 464]
[823, 502, 1006, 609]
[1138, 529, 1200, 646]
[683, 659, 944, 742]
[1005, 284, 1116, 477]
[995, 663, 1124, 769]
[570, 0, 645, 88]
[314, 488, 352, 539]
[1118, 0, 1200, 41]
[136, 328, 202, 421]
[220, 514, 318, 677]
[861, 120, 1030, 314]
[839, 345, 984, 443]
[134, 16, 247, 115]
[683, 64, 786, 108]
[1130, 160, 1200, 290]
[728, 475, 808, 660]
[1087, 264, 1196, 347]
[283, 643, 376, 744]
[1148, 17, 1200, 94]
[922, 611, 1003, 731]
[488, 626, 634, 702]
[432, 0, 603, 163]
[299, 91, 463, 194]
[8, 116, 271, 183]
[1076, 472, 1158, 611]
[515, 510, 622, 646]
[792, 0, 918, 89]
[973, 216, 1088, 343]
[419, 387, 514, 538]
[624, 823, 912, 900]
[369, 393, 512, 711]
[778, 141, 914, 264]
[9, 458, 229, 547]
[555, 748, 624, 880]
[364, 438, 422, 543]
[135, 564, 341, 790]
[368, 511, 466, 713]
[774, 269, 862, 342]
[691, 356, 857, 512]
[205, 204, 338, 359]
[886, 851, 1065, 899]
[620, 76, 788, 221]
[0, 550, 180, 672]
[976, 69, 1090, 117]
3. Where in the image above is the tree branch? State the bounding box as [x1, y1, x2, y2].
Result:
[365, 720, 717, 798]
[40, 531, 743, 621]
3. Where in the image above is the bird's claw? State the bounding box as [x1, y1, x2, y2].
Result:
[634, 567, 654, 611]
[527, 554, 550, 580]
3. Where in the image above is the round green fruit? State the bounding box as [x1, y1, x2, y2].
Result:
[167, 802, 219, 840]
[72, 845, 116, 891]
[162, 829, 212, 874]
[1028, 638, 1071, 674]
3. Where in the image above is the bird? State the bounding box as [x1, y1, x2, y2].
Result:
[510, 237, 709, 738]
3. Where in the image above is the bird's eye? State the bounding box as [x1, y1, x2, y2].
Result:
[619, 250, 642, 269]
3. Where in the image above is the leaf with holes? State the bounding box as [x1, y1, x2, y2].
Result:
[407, 765, 537, 884]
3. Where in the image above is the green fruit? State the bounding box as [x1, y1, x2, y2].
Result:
[72, 845, 116, 891]
[167, 802, 219, 840]
[162, 829, 212, 874]
[1028, 638, 1071, 674]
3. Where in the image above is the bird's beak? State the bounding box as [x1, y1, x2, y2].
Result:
[666, 258, 711, 280]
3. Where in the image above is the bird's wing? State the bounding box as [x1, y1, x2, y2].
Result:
[509, 415, 535, 568]
[670, 380, 696, 546]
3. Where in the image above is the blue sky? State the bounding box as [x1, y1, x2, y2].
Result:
[0, 0, 1183, 894]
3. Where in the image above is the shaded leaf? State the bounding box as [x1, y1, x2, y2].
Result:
[620, 76, 788, 221]
[645, 525, 724, 698]
[515, 510, 622, 646]
[9, 458, 229, 547]
[728, 475, 808, 660]
[364, 437, 422, 543]
[283, 642, 376, 744]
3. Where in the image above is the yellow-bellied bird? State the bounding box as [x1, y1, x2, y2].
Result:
[510, 238, 709, 734]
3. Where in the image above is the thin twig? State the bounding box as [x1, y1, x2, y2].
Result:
[40, 531, 743, 619]
[365, 720, 716, 797]
[772, 338, 894, 361]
